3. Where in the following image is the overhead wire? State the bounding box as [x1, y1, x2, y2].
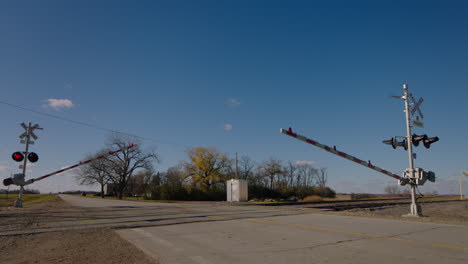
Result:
[0, 100, 188, 148]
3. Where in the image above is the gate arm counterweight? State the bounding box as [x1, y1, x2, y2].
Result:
[280, 128, 401, 180]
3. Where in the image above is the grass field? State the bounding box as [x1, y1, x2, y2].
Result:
[0, 194, 57, 207]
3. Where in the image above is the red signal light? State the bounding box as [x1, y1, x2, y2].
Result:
[12, 152, 24, 162]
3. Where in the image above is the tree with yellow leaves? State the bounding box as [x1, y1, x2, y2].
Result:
[182, 147, 230, 190]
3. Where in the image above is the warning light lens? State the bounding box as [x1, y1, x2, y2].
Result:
[28, 152, 39, 163]
[12, 152, 24, 162]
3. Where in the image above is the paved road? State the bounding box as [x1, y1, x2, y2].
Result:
[118, 213, 468, 264]
[3, 195, 467, 263]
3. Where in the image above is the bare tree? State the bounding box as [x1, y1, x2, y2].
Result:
[75, 150, 112, 198]
[238, 155, 256, 181]
[127, 169, 154, 196]
[384, 185, 401, 196]
[250, 166, 268, 186]
[163, 166, 186, 186]
[261, 158, 283, 190]
[316, 167, 328, 188]
[296, 164, 318, 188]
[106, 134, 159, 199]
[284, 161, 297, 188]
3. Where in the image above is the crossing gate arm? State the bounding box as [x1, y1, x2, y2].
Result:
[32, 144, 137, 183]
[280, 128, 401, 180]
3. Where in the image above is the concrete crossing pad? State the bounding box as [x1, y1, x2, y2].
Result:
[117, 213, 468, 264]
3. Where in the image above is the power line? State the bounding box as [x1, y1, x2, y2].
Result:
[0, 100, 150, 140]
[0, 100, 187, 148]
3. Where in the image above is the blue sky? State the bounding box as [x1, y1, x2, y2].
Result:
[1, 0, 467, 194]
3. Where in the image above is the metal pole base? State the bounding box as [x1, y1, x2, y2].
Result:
[408, 204, 422, 217]
[402, 184, 422, 217]
[14, 199, 23, 208]
[15, 186, 25, 208]
[402, 203, 422, 217]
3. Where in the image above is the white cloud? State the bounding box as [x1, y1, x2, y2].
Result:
[44, 98, 75, 110]
[296, 160, 319, 166]
[224, 124, 233, 131]
[0, 165, 10, 172]
[227, 98, 241, 106]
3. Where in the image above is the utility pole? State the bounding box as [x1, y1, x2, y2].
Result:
[403, 84, 420, 217]
[461, 171, 468, 200]
[235, 152, 239, 179]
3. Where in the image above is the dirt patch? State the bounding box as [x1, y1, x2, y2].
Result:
[0, 228, 156, 264]
[0, 197, 157, 264]
[332, 200, 468, 226]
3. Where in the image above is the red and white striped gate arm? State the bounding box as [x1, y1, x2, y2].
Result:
[32, 144, 137, 182]
[280, 128, 401, 180]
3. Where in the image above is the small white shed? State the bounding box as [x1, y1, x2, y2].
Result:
[226, 179, 248, 202]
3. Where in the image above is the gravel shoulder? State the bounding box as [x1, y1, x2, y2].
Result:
[317, 199, 468, 226]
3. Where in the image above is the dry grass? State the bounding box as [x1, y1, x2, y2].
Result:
[323, 194, 351, 201]
[0, 194, 57, 207]
[302, 195, 323, 202]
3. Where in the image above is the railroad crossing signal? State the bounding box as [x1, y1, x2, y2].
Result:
[413, 116, 424, 128]
[409, 93, 424, 119]
[412, 134, 439, 148]
[386, 84, 438, 217]
[383, 137, 407, 150]
[383, 134, 439, 150]
[12, 122, 43, 208]
[20, 122, 42, 144]
[11, 151, 39, 163]
[17, 123, 42, 166]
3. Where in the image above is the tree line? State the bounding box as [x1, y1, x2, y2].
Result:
[75, 134, 335, 201]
